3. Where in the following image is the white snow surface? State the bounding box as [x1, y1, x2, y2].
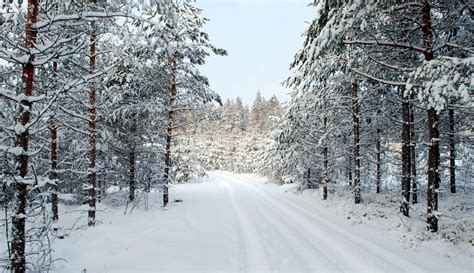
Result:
[52, 172, 473, 273]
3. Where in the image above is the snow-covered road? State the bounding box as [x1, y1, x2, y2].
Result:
[55, 172, 472, 273]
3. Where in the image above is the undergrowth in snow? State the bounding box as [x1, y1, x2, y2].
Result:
[278, 181, 473, 255]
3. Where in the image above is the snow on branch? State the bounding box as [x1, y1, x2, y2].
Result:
[412, 56, 473, 112]
[349, 68, 409, 87]
[434, 43, 474, 54]
[363, 49, 415, 72]
[33, 11, 159, 32]
[58, 105, 92, 123]
[33, 12, 129, 29]
[57, 119, 90, 136]
[1, 88, 47, 103]
[344, 40, 426, 53]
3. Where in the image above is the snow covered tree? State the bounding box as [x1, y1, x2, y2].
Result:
[250, 91, 267, 134]
[344, 0, 473, 231]
[158, 0, 226, 206]
[0, 0, 170, 269]
[270, 0, 471, 233]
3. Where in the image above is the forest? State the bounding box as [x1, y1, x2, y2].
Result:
[0, 0, 472, 272]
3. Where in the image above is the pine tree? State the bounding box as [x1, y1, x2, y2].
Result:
[344, 0, 472, 231]
[159, 0, 226, 206]
[10, 1, 40, 271]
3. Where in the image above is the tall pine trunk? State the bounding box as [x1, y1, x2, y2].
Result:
[410, 99, 417, 204]
[352, 83, 361, 204]
[400, 87, 411, 217]
[427, 109, 440, 231]
[306, 168, 311, 188]
[347, 153, 352, 186]
[163, 56, 177, 207]
[87, 0, 97, 227]
[323, 117, 328, 200]
[129, 147, 136, 202]
[422, 0, 439, 232]
[376, 128, 381, 194]
[51, 62, 59, 221]
[50, 117, 59, 221]
[449, 108, 456, 193]
[12, 1, 39, 272]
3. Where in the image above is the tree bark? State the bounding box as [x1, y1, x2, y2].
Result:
[129, 147, 136, 202]
[50, 116, 59, 221]
[400, 87, 411, 217]
[376, 128, 381, 194]
[87, 0, 97, 227]
[97, 178, 102, 203]
[422, 0, 439, 232]
[352, 83, 361, 204]
[449, 108, 456, 193]
[12, 1, 39, 272]
[163, 56, 177, 207]
[323, 117, 328, 200]
[410, 98, 417, 204]
[306, 168, 311, 188]
[427, 109, 440, 232]
[347, 154, 352, 186]
[51, 62, 59, 222]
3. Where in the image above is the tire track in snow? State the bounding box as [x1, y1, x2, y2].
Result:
[218, 173, 344, 272]
[220, 174, 358, 269]
[230, 175, 427, 272]
[219, 178, 272, 272]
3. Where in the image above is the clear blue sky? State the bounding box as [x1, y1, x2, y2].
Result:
[196, 0, 315, 105]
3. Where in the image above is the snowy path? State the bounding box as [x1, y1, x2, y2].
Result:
[54, 172, 472, 273]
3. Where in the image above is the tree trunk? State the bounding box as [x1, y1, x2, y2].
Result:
[87, 0, 97, 227]
[323, 118, 328, 200]
[347, 154, 352, 186]
[163, 56, 177, 207]
[449, 108, 456, 193]
[97, 178, 102, 203]
[376, 128, 381, 194]
[307, 168, 311, 188]
[422, 0, 439, 232]
[51, 62, 59, 222]
[400, 87, 411, 217]
[129, 147, 136, 202]
[352, 83, 361, 204]
[50, 117, 59, 221]
[12, 1, 38, 272]
[427, 109, 440, 232]
[410, 98, 417, 204]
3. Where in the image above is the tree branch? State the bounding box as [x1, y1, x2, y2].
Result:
[344, 39, 426, 53]
[349, 68, 408, 87]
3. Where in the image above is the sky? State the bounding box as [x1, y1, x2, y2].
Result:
[196, 0, 316, 106]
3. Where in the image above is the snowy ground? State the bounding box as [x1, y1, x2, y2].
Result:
[47, 171, 473, 272]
